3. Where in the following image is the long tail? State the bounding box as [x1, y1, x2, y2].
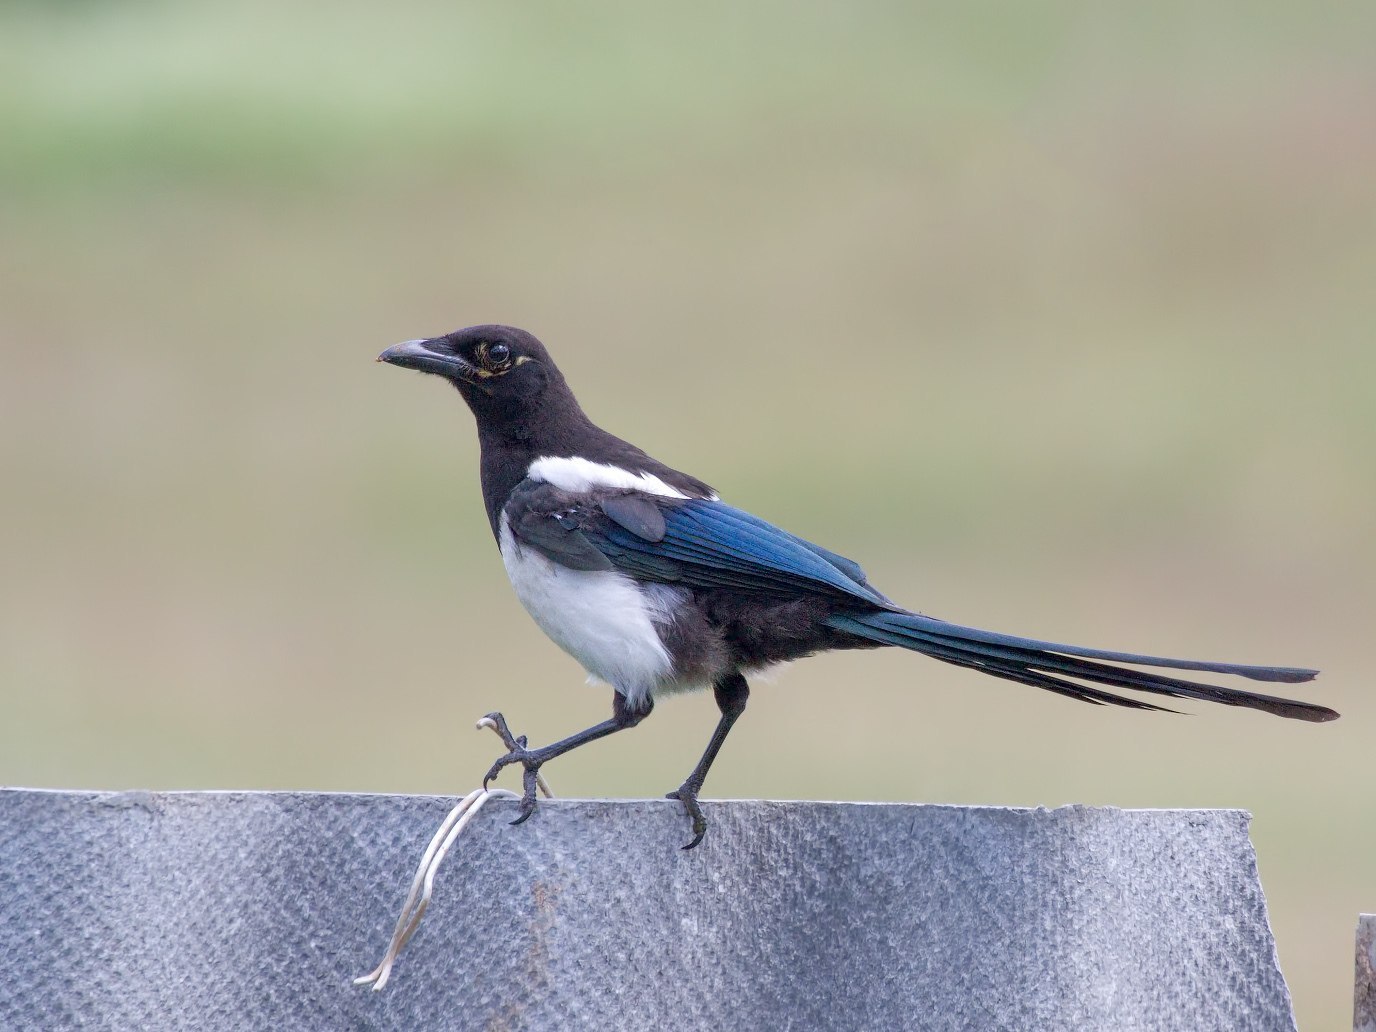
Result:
[826, 610, 1337, 722]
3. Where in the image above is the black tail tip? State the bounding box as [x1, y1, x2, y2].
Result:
[1275, 700, 1340, 722]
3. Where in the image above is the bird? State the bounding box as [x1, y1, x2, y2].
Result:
[378, 324, 1337, 848]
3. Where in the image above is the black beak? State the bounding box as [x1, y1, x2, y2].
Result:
[377, 338, 475, 380]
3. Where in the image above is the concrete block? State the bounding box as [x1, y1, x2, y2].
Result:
[0, 790, 1296, 1031]
[1358, 914, 1376, 1032]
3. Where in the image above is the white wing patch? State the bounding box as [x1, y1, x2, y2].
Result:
[527, 455, 715, 500]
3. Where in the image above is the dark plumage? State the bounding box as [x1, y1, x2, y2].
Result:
[379, 324, 1337, 848]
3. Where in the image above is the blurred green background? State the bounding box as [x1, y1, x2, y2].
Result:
[2, 1, 1372, 1025]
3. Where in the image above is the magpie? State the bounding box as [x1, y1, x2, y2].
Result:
[378, 324, 1337, 849]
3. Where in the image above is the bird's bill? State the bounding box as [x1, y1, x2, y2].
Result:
[376, 338, 475, 381]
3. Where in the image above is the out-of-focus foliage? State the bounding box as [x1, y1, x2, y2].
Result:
[2, 3, 1372, 1026]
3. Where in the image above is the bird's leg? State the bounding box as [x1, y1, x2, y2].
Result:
[482, 692, 652, 826]
[667, 672, 750, 850]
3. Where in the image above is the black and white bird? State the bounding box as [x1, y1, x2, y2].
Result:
[378, 324, 1337, 848]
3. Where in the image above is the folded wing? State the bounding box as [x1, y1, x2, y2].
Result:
[505, 484, 1334, 722]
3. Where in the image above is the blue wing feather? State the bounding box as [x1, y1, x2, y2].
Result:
[593, 498, 891, 606]
[515, 483, 1333, 722]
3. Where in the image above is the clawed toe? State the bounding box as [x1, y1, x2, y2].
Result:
[482, 748, 528, 789]
[508, 789, 539, 825]
[666, 785, 709, 850]
[480, 712, 545, 824]
[480, 713, 533, 785]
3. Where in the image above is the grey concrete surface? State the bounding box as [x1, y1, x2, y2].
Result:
[1358, 915, 1376, 1032]
[0, 790, 1295, 1031]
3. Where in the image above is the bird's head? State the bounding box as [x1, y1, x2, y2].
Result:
[378, 325, 566, 423]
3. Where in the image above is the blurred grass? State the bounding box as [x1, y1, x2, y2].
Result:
[2, 2, 1374, 1026]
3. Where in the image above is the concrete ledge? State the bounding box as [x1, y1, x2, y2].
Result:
[1358, 915, 1376, 1032]
[0, 790, 1294, 1031]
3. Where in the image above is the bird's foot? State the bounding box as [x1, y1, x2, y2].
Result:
[480, 712, 547, 826]
[665, 783, 709, 850]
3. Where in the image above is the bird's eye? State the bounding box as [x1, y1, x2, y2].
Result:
[483, 342, 511, 367]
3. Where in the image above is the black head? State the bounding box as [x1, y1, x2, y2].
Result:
[377, 324, 572, 425]
[380, 322, 713, 529]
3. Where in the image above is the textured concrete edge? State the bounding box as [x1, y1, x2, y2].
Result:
[0, 786, 1261, 815]
[1358, 915, 1376, 1032]
[0, 788, 1261, 837]
[1233, 807, 1298, 1029]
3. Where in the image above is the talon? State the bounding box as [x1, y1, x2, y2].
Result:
[508, 768, 541, 825]
[510, 775, 539, 824]
[480, 715, 546, 827]
[482, 753, 515, 787]
[667, 785, 709, 849]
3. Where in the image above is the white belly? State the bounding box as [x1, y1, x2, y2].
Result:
[499, 515, 675, 707]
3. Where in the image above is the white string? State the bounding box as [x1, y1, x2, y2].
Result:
[353, 716, 554, 991]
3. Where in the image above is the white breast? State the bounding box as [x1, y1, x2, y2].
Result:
[499, 514, 677, 708]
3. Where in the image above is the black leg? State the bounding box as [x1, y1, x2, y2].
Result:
[667, 672, 750, 850]
[484, 692, 652, 826]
